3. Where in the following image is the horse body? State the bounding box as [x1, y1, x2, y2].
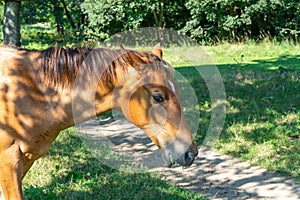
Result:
[1, 47, 68, 155]
[0, 47, 79, 199]
[0, 45, 198, 200]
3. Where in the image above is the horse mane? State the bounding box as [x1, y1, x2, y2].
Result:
[38, 46, 130, 89]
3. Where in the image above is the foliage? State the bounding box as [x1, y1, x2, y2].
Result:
[182, 0, 300, 42]
[0, 0, 298, 43]
[80, 0, 188, 41]
[21, 0, 84, 36]
[81, 0, 148, 40]
[21, 0, 51, 24]
[20, 24, 76, 49]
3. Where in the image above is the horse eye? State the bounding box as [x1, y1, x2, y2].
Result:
[152, 94, 164, 103]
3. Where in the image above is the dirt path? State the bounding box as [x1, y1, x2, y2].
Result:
[1, 118, 299, 200]
[78, 118, 300, 200]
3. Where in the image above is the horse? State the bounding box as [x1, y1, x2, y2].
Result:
[0, 44, 198, 200]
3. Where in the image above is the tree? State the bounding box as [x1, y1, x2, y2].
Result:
[182, 0, 300, 42]
[4, 0, 298, 45]
[21, 0, 84, 36]
[149, 0, 189, 29]
[3, 0, 21, 46]
[81, 0, 188, 41]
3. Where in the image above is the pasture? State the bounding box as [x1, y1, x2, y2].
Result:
[205, 42, 300, 180]
[167, 41, 300, 180]
[14, 25, 300, 198]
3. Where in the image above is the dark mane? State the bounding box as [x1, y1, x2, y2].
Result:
[38, 46, 130, 88]
[39, 46, 92, 87]
[35, 46, 169, 90]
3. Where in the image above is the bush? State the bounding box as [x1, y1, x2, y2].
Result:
[80, 0, 188, 42]
[182, 0, 300, 42]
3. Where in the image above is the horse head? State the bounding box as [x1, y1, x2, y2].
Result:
[113, 44, 198, 167]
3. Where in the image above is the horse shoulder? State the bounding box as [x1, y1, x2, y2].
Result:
[0, 49, 64, 158]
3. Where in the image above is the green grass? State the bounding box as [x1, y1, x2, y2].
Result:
[0, 23, 81, 49]
[209, 42, 300, 181]
[23, 128, 204, 200]
[20, 23, 61, 49]
[164, 41, 300, 181]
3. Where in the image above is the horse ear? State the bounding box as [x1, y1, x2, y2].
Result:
[120, 45, 146, 69]
[153, 43, 163, 58]
[120, 44, 126, 54]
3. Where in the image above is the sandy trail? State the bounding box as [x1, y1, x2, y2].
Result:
[79, 118, 300, 200]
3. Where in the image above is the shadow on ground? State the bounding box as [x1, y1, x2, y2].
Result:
[76, 117, 300, 199]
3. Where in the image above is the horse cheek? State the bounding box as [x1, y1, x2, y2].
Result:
[128, 95, 150, 128]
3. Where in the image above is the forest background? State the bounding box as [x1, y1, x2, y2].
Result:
[0, 0, 299, 46]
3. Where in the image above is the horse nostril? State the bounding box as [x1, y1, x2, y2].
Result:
[193, 147, 199, 157]
[175, 150, 196, 166]
[184, 151, 195, 164]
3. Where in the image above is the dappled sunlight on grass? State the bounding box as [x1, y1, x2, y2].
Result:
[227, 121, 273, 136]
[168, 43, 300, 181]
[203, 41, 300, 68]
[23, 129, 203, 199]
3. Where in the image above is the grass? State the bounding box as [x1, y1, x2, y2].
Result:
[207, 41, 300, 180]
[8, 24, 300, 197]
[23, 128, 204, 200]
[165, 41, 300, 181]
[0, 23, 81, 49]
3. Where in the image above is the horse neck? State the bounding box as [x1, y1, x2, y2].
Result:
[70, 78, 115, 126]
[24, 51, 115, 130]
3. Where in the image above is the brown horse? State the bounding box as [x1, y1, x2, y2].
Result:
[0, 44, 198, 199]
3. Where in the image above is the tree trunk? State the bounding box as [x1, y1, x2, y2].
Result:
[153, 1, 165, 28]
[61, 0, 76, 30]
[3, 0, 21, 47]
[52, 1, 64, 35]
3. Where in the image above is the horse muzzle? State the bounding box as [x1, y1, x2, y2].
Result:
[175, 142, 198, 166]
